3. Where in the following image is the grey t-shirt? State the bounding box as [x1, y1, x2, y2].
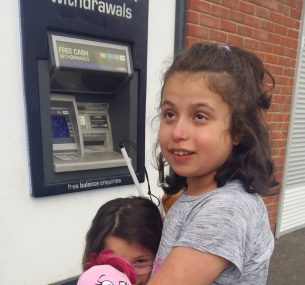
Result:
[152, 180, 274, 285]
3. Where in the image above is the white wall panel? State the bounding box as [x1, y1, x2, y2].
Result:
[276, 18, 305, 236]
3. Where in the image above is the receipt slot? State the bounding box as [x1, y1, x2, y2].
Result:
[20, 1, 149, 197]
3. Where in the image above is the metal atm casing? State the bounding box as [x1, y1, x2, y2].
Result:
[20, 0, 149, 197]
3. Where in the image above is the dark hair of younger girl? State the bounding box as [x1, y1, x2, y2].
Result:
[82, 196, 163, 269]
[156, 42, 278, 196]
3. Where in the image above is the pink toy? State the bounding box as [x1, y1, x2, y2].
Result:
[77, 250, 137, 285]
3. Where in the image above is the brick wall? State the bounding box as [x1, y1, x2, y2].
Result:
[185, 0, 303, 233]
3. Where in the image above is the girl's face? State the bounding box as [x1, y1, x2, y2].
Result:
[159, 72, 238, 195]
[104, 236, 154, 285]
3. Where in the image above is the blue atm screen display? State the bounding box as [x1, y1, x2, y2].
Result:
[51, 109, 75, 143]
[52, 115, 70, 138]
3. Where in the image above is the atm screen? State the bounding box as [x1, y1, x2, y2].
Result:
[52, 115, 70, 138]
[51, 108, 75, 143]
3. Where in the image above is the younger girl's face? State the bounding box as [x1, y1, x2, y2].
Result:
[104, 236, 155, 285]
[159, 72, 237, 195]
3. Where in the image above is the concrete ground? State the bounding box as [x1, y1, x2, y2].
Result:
[267, 227, 305, 285]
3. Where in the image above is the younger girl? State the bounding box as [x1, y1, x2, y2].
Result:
[149, 43, 277, 285]
[83, 196, 163, 285]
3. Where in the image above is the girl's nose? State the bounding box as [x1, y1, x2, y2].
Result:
[171, 119, 189, 141]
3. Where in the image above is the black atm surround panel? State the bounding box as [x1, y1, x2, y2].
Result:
[20, 0, 148, 196]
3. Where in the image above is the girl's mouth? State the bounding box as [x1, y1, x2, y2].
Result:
[173, 150, 193, 156]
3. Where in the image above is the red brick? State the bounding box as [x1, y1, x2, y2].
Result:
[186, 24, 209, 39]
[261, 20, 275, 33]
[187, 10, 200, 24]
[200, 14, 219, 29]
[285, 95, 293, 105]
[294, 19, 300, 30]
[239, 1, 255, 14]
[209, 29, 228, 42]
[244, 15, 261, 28]
[262, 0, 278, 11]
[277, 3, 290, 16]
[278, 56, 294, 67]
[281, 86, 293, 96]
[279, 0, 298, 8]
[188, 0, 210, 13]
[185, 37, 203, 47]
[276, 76, 290, 85]
[268, 33, 281, 45]
[269, 64, 284, 76]
[253, 30, 268, 41]
[227, 34, 244, 47]
[238, 25, 253, 37]
[273, 95, 288, 105]
[296, 0, 303, 10]
[273, 112, 289, 122]
[244, 38, 259, 50]
[284, 48, 297, 60]
[290, 7, 302, 19]
[271, 139, 286, 149]
[280, 37, 298, 49]
[255, 6, 269, 19]
[246, 0, 263, 5]
[269, 11, 283, 25]
[283, 67, 294, 77]
[274, 24, 288, 36]
[220, 0, 239, 9]
[258, 42, 273, 53]
[272, 45, 285, 55]
[211, 4, 229, 19]
[263, 112, 272, 122]
[282, 16, 295, 28]
[219, 19, 238, 33]
[229, 10, 245, 23]
[266, 53, 280, 65]
[287, 28, 299, 39]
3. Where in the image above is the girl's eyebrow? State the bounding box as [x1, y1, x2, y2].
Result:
[190, 102, 215, 112]
[161, 99, 215, 112]
[160, 99, 174, 107]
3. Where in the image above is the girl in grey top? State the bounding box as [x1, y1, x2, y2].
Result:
[148, 43, 277, 285]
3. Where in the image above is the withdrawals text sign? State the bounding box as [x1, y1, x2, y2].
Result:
[51, 0, 140, 20]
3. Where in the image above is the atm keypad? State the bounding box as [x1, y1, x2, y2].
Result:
[55, 154, 79, 161]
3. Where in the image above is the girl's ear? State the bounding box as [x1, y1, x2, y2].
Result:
[232, 132, 243, 146]
[233, 137, 240, 146]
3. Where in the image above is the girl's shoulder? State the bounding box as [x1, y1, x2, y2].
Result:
[179, 180, 261, 204]
[213, 180, 262, 203]
[177, 180, 265, 219]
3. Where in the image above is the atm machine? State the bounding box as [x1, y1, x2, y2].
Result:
[20, 1, 149, 197]
[49, 34, 132, 172]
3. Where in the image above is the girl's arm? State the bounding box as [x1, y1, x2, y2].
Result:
[147, 247, 229, 285]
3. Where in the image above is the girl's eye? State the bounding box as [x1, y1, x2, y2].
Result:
[133, 258, 151, 267]
[194, 113, 207, 121]
[162, 110, 175, 120]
